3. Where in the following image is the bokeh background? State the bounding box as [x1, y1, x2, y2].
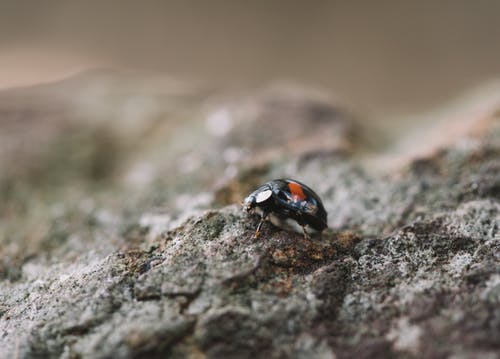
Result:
[2, 0, 500, 117]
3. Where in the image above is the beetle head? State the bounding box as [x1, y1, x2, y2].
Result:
[243, 194, 256, 212]
[245, 188, 273, 212]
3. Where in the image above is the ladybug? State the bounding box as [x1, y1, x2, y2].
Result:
[243, 179, 328, 238]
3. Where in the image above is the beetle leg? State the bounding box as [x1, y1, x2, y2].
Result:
[301, 224, 311, 240]
[254, 214, 268, 239]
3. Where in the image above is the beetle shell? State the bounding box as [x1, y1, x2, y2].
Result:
[243, 179, 328, 237]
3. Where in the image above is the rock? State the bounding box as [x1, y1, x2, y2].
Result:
[0, 72, 499, 358]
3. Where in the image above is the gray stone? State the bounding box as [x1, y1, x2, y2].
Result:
[0, 72, 499, 358]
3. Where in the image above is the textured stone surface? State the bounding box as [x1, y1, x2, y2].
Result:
[0, 72, 499, 358]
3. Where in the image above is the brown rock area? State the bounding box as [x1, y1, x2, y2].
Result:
[0, 71, 499, 358]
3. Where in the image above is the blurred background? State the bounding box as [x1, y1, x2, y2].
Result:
[2, 0, 500, 117]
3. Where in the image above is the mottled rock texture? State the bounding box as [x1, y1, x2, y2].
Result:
[0, 72, 499, 358]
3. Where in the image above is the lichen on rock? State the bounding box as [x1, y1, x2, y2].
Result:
[0, 73, 499, 358]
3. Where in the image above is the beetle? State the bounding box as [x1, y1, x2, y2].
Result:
[243, 179, 328, 239]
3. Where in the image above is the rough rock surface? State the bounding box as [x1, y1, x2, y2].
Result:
[0, 72, 499, 358]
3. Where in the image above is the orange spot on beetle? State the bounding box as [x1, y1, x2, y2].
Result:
[288, 181, 306, 201]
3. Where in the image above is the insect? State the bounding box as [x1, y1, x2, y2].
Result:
[243, 179, 328, 239]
